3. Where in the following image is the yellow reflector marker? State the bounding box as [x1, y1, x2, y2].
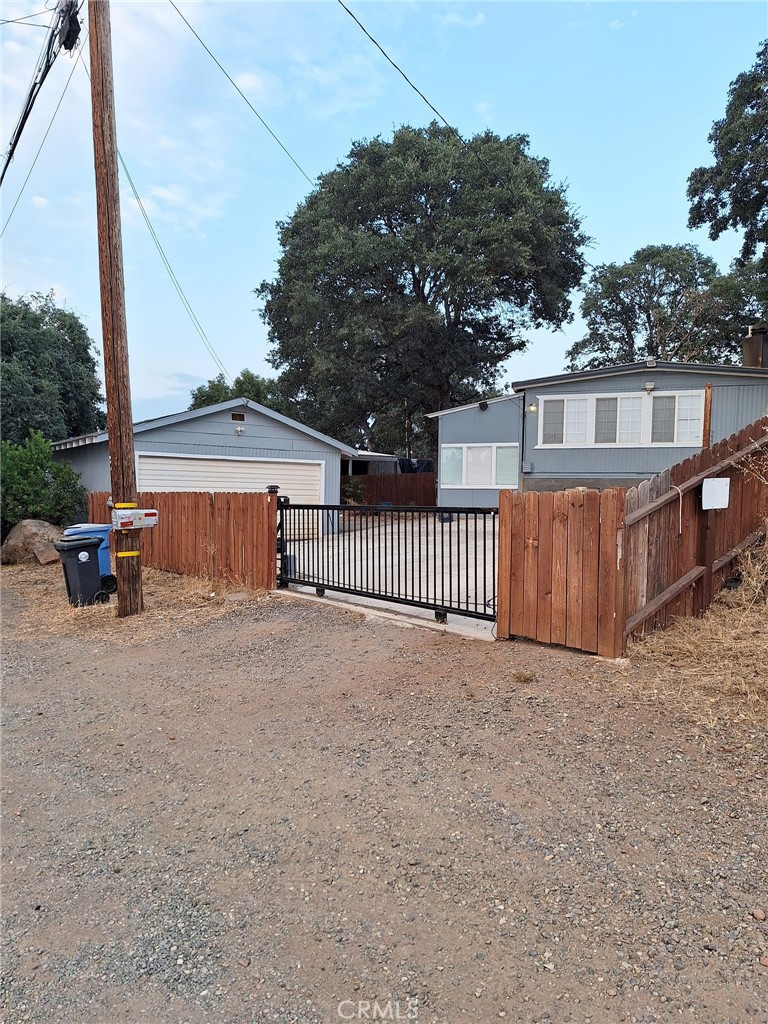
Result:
[114, 502, 138, 508]
[116, 550, 141, 557]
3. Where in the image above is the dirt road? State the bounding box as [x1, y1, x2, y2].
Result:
[2, 566, 766, 1024]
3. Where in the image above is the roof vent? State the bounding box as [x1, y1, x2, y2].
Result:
[646, 356, 656, 368]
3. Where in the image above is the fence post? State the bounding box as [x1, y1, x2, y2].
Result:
[266, 485, 279, 590]
[695, 504, 715, 615]
[597, 488, 627, 658]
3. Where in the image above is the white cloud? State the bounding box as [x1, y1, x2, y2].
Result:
[30, 195, 49, 208]
[475, 100, 492, 125]
[442, 11, 485, 30]
[289, 52, 386, 120]
[233, 68, 286, 107]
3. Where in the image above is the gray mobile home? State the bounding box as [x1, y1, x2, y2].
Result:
[429, 345, 768, 507]
[52, 398, 360, 505]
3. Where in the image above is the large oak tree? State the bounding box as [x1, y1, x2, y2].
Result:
[257, 123, 587, 455]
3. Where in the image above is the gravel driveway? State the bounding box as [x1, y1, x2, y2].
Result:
[2, 566, 766, 1024]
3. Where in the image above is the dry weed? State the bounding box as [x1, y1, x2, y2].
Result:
[628, 530, 768, 726]
[1, 562, 265, 646]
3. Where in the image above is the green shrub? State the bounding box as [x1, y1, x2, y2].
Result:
[342, 477, 367, 504]
[1, 430, 87, 539]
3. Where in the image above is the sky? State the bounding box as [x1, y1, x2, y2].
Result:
[1, 0, 766, 424]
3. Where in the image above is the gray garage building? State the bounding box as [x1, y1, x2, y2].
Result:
[52, 397, 359, 505]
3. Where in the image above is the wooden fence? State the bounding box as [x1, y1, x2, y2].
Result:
[497, 416, 768, 658]
[496, 488, 626, 658]
[88, 491, 277, 591]
[623, 416, 768, 638]
[342, 472, 436, 507]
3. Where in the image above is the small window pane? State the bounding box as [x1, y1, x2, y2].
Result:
[652, 396, 676, 443]
[676, 393, 702, 443]
[441, 446, 463, 485]
[594, 398, 618, 443]
[495, 446, 518, 487]
[618, 396, 643, 444]
[466, 445, 492, 486]
[542, 400, 564, 444]
[564, 398, 588, 444]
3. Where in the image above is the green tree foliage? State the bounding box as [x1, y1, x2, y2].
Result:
[687, 41, 768, 272]
[566, 244, 765, 370]
[1, 292, 107, 444]
[1, 431, 87, 539]
[257, 122, 587, 455]
[189, 369, 289, 412]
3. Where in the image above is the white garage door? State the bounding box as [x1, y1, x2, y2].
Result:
[137, 455, 322, 504]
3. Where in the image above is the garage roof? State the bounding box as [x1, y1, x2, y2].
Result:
[52, 397, 360, 457]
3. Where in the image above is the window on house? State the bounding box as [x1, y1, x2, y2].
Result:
[440, 444, 519, 488]
[594, 396, 643, 444]
[542, 400, 565, 444]
[440, 447, 463, 485]
[651, 393, 703, 444]
[675, 393, 703, 443]
[538, 390, 704, 447]
[542, 397, 588, 444]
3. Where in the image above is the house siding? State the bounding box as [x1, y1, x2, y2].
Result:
[436, 398, 521, 507]
[521, 370, 768, 490]
[52, 444, 112, 493]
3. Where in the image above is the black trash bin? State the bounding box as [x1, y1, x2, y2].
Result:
[54, 536, 110, 606]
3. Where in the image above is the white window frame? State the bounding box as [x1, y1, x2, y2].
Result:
[440, 443, 520, 489]
[536, 390, 705, 449]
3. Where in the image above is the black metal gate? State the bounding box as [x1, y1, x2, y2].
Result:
[277, 503, 498, 622]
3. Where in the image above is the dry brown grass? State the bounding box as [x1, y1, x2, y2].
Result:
[1, 562, 266, 646]
[628, 530, 768, 727]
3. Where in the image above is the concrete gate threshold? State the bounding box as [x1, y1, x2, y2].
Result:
[272, 585, 496, 642]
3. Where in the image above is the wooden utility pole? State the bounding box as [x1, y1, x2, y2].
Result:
[89, 0, 143, 616]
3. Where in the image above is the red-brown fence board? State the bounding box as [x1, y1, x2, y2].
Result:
[535, 492, 554, 644]
[88, 490, 277, 591]
[522, 491, 539, 639]
[342, 473, 436, 507]
[550, 491, 569, 646]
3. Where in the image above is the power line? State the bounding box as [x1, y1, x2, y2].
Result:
[0, 12, 51, 27]
[168, 0, 314, 188]
[1, 0, 81, 185]
[0, 38, 81, 237]
[335, 0, 509, 189]
[118, 153, 234, 384]
[78, 56, 234, 386]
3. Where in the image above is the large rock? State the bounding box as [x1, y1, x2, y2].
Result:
[1, 520, 64, 565]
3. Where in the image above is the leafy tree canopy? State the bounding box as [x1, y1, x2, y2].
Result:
[1, 431, 87, 539]
[566, 244, 766, 370]
[1, 292, 106, 444]
[687, 40, 768, 271]
[257, 122, 588, 455]
[189, 369, 290, 413]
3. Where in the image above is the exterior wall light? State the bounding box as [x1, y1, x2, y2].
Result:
[644, 381, 655, 392]
[528, 402, 538, 414]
